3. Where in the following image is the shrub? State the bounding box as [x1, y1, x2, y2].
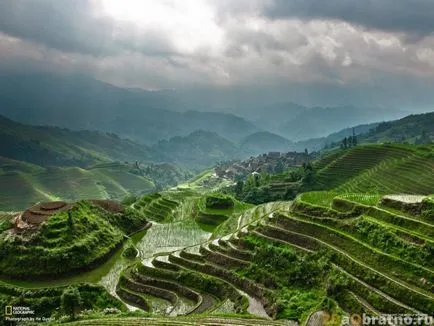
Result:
[61, 286, 82, 320]
[205, 194, 234, 209]
[122, 245, 138, 259]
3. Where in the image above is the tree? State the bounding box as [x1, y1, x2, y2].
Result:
[342, 137, 348, 149]
[416, 130, 431, 144]
[234, 180, 244, 196]
[352, 128, 358, 146]
[274, 161, 284, 174]
[61, 287, 82, 320]
[67, 211, 74, 231]
[243, 175, 255, 193]
[353, 134, 358, 146]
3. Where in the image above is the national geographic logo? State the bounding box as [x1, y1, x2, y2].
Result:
[3, 305, 55, 323]
[4, 306, 12, 316]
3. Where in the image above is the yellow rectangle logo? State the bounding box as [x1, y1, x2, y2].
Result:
[5, 306, 12, 315]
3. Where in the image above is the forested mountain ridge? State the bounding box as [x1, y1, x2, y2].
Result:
[0, 114, 153, 167]
[0, 74, 260, 145]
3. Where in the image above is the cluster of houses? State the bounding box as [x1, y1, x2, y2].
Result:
[215, 151, 314, 180]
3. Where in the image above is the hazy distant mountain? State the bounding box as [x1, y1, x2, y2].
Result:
[241, 102, 306, 132]
[291, 122, 380, 152]
[277, 106, 409, 141]
[0, 114, 254, 169]
[361, 111, 434, 144]
[0, 73, 259, 145]
[152, 130, 245, 169]
[0, 114, 153, 167]
[290, 111, 434, 152]
[240, 131, 293, 155]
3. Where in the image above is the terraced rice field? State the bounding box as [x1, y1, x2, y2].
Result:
[2, 160, 432, 325]
[314, 145, 434, 194]
[0, 164, 155, 211]
[133, 193, 180, 222]
[135, 221, 211, 259]
[0, 211, 15, 232]
[112, 189, 433, 324]
[283, 194, 433, 311]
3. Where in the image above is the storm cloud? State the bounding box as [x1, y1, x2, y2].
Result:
[0, 0, 433, 109]
[264, 0, 434, 37]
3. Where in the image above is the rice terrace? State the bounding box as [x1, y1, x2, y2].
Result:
[0, 143, 433, 325]
[1, 1, 434, 324]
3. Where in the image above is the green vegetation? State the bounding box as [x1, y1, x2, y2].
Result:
[0, 282, 125, 322]
[0, 212, 14, 232]
[152, 130, 244, 169]
[1, 141, 433, 325]
[0, 163, 156, 211]
[132, 192, 180, 223]
[134, 220, 211, 259]
[122, 245, 138, 260]
[315, 144, 434, 194]
[226, 144, 434, 205]
[240, 131, 293, 155]
[229, 169, 303, 204]
[205, 194, 234, 209]
[0, 201, 148, 278]
[0, 114, 152, 168]
[61, 286, 83, 320]
[237, 234, 330, 320]
[360, 112, 434, 145]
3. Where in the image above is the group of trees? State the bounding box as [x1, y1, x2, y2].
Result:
[415, 130, 432, 145]
[340, 130, 358, 149]
[230, 162, 316, 204]
[61, 287, 82, 319]
[233, 173, 275, 204]
[324, 129, 359, 150]
[205, 194, 234, 209]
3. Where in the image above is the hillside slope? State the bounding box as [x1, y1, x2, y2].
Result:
[226, 144, 434, 205]
[361, 111, 434, 144]
[0, 114, 153, 167]
[285, 111, 433, 152]
[240, 132, 293, 155]
[153, 130, 245, 168]
[0, 161, 156, 210]
[0, 74, 259, 145]
[279, 105, 407, 141]
[312, 144, 434, 194]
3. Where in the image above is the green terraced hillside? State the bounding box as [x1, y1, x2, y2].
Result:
[1, 147, 433, 325]
[0, 114, 153, 168]
[0, 200, 148, 278]
[0, 161, 155, 211]
[0, 282, 125, 323]
[108, 190, 433, 325]
[312, 144, 434, 194]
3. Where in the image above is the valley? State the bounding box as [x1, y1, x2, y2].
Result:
[0, 143, 432, 325]
[1, 2, 434, 324]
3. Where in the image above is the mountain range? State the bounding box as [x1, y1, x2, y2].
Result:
[0, 73, 416, 144]
[1, 107, 432, 210]
[0, 74, 259, 145]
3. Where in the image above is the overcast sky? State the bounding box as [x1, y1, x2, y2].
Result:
[1, 0, 434, 109]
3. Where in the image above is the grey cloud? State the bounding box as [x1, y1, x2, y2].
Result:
[0, 0, 117, 55]
[0, 0, 177, 56]
[0, 0, 434, 111]
[265, 0, 434, 37]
